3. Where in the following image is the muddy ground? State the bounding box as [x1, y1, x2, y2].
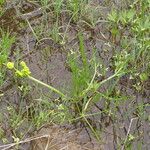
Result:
[0, 0, 150, 150]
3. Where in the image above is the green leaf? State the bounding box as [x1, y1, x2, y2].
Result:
[140, 73, 149, 81]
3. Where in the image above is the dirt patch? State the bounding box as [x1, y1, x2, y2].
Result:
[30, 125, 102, 150]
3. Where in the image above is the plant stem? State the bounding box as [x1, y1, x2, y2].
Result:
[82, 114, 100, 141]
[28, 76, 66, 98]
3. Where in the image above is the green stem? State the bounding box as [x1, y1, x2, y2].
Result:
[82, 114, 100, 141]
[28, 76, 66, 98]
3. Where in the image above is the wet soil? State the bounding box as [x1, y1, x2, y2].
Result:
[0, 0, 150, 150]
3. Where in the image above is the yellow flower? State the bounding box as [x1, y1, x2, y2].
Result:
[20, 61, 26, 67]
[21, 67, 31, 77]
[15, 70, 23, 77]
[15, 61, 31, 77]
[6, 62, 14, 69]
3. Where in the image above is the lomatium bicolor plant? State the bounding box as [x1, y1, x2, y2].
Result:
[7, 61, 31, 77]
[6, 61, 66, 98]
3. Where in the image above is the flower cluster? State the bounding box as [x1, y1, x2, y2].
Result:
[7, 61, 31, 77]
[6, 62, 14, 69]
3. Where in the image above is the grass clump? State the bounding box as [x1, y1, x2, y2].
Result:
[108, 0, 150, 90]
[0, 30, 15, 85]
[0, 0, 5, 16]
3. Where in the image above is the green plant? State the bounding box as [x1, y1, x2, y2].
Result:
[32, 109, 52, 128]
[6, 61, 66, 98]
[7, 106, 24, 130]
[39, 0, 49, 7]
[66, 0, 87, 22]
[104, 1, 150, 147]
[67, 33, 129, 139]
[0, 0, 5, 16]
[107, 0, 150, 90]
[0, 30, 15, 85]
[0, 0, 5, 5]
